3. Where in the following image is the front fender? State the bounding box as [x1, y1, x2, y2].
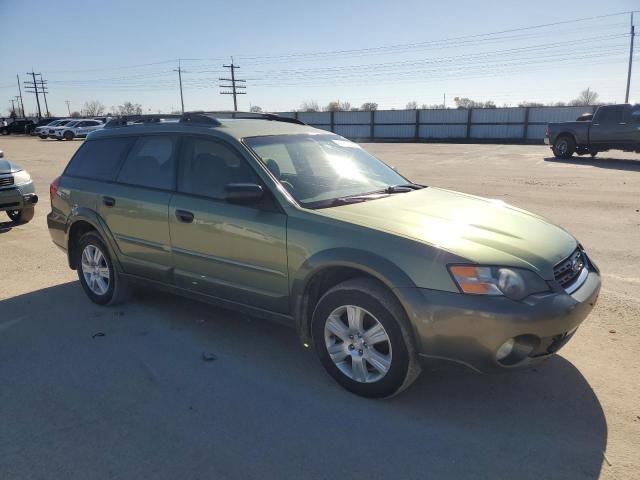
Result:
[290, 247, 417, 342]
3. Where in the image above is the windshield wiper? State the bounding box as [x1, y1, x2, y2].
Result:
[384, 183, 426, 193]
[306, 192, 390, 209]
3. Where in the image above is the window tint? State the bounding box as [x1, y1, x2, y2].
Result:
[630, 105, 640, 123]
[117, 136, 177, 190]
[178, 137, 259, 198]
[596, 106, 624, 124]
[65, 137, 135, 181]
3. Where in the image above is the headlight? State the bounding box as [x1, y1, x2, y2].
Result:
[448, 265, 549, 300]
[13, 169, 32, 186]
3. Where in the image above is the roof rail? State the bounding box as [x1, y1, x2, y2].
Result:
[104, 111, 305, 129]
[196, 111, 306, 125]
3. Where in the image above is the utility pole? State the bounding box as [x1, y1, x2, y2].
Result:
[174, 59, 185, 113]
[24, 71, 42, 120]
[37, 77, 50, 117]
[220, 57, 246, 111]
[16, 74, 25, 118]
[625, 11, 635, 103]
[443, 93, 446, 109]
[9, 99, 17, 117]
[65, 100, 71, 116]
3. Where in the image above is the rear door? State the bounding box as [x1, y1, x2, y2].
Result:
[590, 105, 626, 147]
[169, 136, 289, 313]
[97, 135, 177, 282]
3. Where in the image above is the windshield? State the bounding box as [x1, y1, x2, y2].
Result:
[245, 134, 407, 208]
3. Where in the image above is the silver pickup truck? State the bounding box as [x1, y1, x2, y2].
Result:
[545, 104, 640, 158]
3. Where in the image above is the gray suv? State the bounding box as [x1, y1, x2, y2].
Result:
[0, 150, 38, 223]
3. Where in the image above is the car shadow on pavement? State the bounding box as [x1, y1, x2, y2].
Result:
[0, 282, 608, 480]
[545, 155, 640, 172]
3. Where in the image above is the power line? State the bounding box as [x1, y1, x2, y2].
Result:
[219, 58, 246, 111]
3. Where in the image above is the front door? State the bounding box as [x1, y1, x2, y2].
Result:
[169, 136, 289, 313]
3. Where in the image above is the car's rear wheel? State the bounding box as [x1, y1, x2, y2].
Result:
[63, 130, 74, 140]
[312, 278, 420, 398]
[39, 135, 47, 139]
[553, 135, 575, 159]
[76, 232, 129, 305]
[7, 207, 34, 224]
[0, 128, 8, 136]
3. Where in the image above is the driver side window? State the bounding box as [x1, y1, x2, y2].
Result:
[177, 137, 259, 199]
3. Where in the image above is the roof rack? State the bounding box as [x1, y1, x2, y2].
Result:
[104, 111, 305, 128]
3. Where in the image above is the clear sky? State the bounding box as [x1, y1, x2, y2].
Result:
[0, 0, 638, 116]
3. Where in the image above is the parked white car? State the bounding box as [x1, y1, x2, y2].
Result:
[53, 119, 104, 140]
[35, 119, 73, 139]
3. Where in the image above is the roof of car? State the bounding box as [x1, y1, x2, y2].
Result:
[91, 117, 327, 142]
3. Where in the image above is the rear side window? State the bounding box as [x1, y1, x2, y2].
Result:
[117, 135, 177, 190]
[65, 137, 134, 181]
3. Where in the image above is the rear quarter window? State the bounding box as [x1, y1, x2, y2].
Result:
[64, 137, 135, 181]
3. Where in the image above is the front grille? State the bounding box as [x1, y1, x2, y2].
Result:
[554, 249, 587, 289]
[0, 176, 14, 188]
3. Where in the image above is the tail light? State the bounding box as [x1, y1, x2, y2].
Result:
[50, 176, 61, 201]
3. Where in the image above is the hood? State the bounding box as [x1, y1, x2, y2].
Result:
[0, 159, 22, 174]
[317, 187, 577, 280]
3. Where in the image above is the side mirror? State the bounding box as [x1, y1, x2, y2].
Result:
[224, 183, 264, 203]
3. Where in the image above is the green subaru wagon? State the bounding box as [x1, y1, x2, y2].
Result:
[47, 112, 601, 398]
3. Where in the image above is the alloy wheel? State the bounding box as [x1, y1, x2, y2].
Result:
[324, 305, 392, 383]
[81, 244, 110, 296]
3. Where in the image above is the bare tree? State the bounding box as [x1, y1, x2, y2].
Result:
[324, 101, 351, 112]
[569, 88, 599, 106]
[249, 105, 263, 113]
[405, 101, 418, 110]
[360, 102, 378, 111]
[82, 100, 106, 116]
[453, 97, 496, 109]
[300, 100, 319, 112]
[70, 111, 81, 118]
[518, 101, 545, 107]
[112, 102, 143, 115]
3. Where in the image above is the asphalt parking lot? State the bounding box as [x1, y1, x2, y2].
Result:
[1, 136, 639, 479]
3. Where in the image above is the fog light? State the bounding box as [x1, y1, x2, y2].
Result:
[496, 338, 515, 361]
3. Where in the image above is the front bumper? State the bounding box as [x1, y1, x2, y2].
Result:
[0, 182, 38, 212]
[396, 268, 600, 373]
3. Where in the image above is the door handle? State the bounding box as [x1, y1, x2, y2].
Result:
[102, 196, 116, 207]
[175, 209, 194, 223]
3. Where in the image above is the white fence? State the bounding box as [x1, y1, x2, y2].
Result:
[275, 106, 596, 143]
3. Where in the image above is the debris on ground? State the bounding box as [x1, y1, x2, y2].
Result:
[202, 352, 218, 362]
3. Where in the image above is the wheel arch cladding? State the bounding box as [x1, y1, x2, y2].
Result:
[290, 248, 417, 344]
[67, 209, 119, 271]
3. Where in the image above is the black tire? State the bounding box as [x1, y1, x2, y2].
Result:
[39, 135, 47, 139]
[76, 231, 130, 306]
[311, 277, 420, 398]
[0, 128, 8, 136]
[7, 207, 34, 224]
[590, 151, 598, 158]
[63, 130, 74, 141]
[553, 135, 575, 159]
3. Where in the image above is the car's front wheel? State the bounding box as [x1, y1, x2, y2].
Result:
[76, 232, 129, 305]
[312, 278, 420, 398]
[63, 130, 74, 140]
